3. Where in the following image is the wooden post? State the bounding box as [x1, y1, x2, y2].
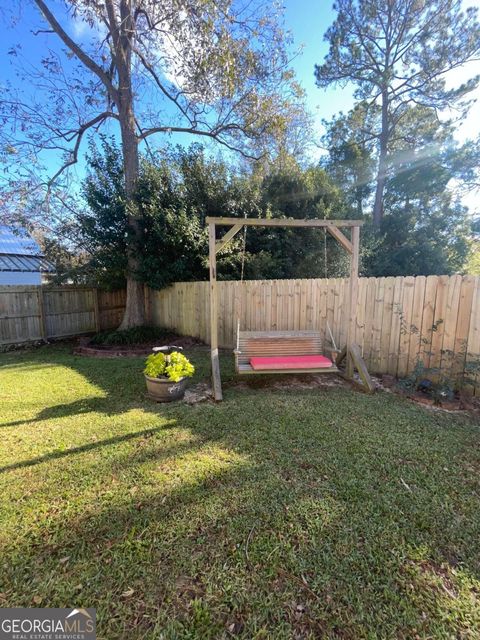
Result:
[346, 225, 360, 378]
[209, 222, 223, 401]
[93, 288, 101, 333]
[37, 288, 47, 341]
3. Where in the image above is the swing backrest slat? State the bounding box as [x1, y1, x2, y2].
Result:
[235, 330, 324, 368]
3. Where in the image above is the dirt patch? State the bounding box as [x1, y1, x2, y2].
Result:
[398, 389, 479, 417]
[183, 382, 214, 404]
[458, 392, 480, 418]
[227, 373, 352, 392]
[377, 374, 480, 418]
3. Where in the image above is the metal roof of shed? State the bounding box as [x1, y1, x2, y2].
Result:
[0, 225, 40, 255]
[0, 225, 55, 273]
[0, 254, 55, 273]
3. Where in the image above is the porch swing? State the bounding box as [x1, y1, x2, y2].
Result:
[207, 216, 374, 401]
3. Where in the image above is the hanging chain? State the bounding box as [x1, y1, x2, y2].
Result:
[240, 215, 248, 282]
[237, 216, 248, 337]
[323, 217, 328, 279]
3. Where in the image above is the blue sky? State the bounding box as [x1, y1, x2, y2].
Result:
[2, 0, 479, 212]
[284, 0, 354, 133]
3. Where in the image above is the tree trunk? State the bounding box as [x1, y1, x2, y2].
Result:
[355, 186, 363, 218]
[372, 152, 387, 228]
[117, 118, 146, 330]
[116, 2, 146, 330]
[120, 270, 146, 328]
[372, 89, 389, 228]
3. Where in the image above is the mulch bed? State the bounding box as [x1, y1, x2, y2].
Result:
[378, 374, 480, 417]
[404, 390, 480, 416]
[74, 334, 203, 358]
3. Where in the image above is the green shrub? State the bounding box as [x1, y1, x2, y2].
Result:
[90, 326, 170, 346]
[144, 351, 195, 382]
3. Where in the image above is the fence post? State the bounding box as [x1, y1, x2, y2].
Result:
[37, 288, 47, 341]
[144, 285, 151, 325]
[93, 288, 101, 333]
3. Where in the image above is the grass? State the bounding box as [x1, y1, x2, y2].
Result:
[1, 344, 480, 639]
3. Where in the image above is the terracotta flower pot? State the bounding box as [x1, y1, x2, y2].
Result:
[145, 375, 188, 402]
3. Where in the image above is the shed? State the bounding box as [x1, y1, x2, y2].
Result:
[0, 225, 55, 285]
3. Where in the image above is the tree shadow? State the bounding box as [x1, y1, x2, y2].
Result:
[4, 418, 480, 638]
[2, 345, 480, 637]
[0, 344, 223, 428]
[0, 423, 179, 474]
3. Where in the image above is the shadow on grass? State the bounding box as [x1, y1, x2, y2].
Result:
[1, 397, 134, 429]
[0, 423, 178, 474]
[4, 423, 480, 639]
[0, 344, 223, 429]
[2, 345, 480, 637]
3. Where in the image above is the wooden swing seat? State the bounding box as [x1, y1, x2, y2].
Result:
[234, 330, 339, 375]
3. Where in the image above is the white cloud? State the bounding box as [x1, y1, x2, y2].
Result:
[69, 11, 107, 43]
[443, 60, 480, 144]
[438, 0, 480, 214]
[71, 17, 89, 39]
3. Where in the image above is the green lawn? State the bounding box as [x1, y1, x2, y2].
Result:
[1, 344, 480, 639]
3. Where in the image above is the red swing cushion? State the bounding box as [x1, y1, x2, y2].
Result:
[249, 354, 333, 370]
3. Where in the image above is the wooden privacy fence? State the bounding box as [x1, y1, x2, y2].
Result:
[0, 286, 126, 345]
[149, 275, 480, 390]
[2, 277, 479, 390]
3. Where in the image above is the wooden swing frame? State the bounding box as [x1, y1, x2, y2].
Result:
[206, 216, 374, 400]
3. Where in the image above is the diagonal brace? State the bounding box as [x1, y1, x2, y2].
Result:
[326, 226, 352, 254]
[215, 224, 243, 254]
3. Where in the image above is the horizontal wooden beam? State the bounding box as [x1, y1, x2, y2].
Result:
[206, 216, 364, 228]
[215, 223, 243, 254]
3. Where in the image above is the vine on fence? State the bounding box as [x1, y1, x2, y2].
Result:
[397, 316, 480, 402]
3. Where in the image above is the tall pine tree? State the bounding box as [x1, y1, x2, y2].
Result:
[315, 0, 480, 227]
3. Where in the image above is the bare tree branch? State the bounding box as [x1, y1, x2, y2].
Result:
[138, 124, 262, 160]
[47, 111, 117, 187]
[32, 0, 119, 102]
